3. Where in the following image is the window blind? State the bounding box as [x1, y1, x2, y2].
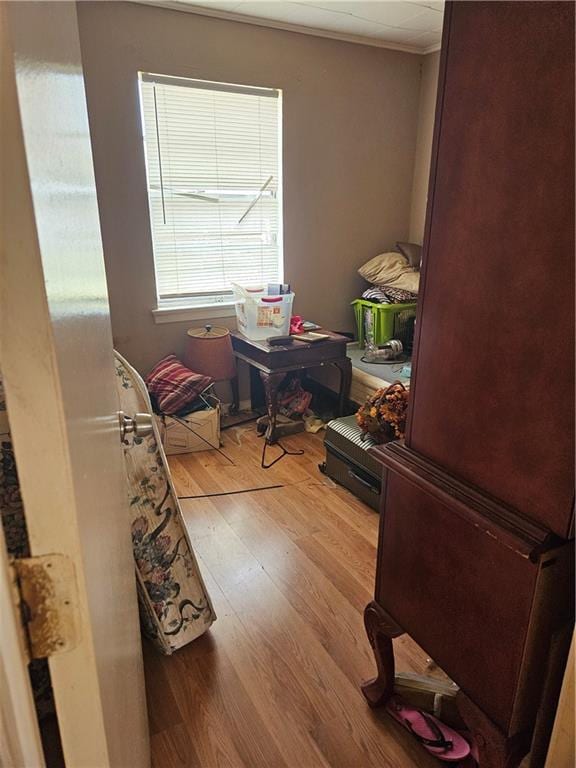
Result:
[139, 73, 282, 305]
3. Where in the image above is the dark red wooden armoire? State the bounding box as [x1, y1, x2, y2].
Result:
[362, 3, 575, 767]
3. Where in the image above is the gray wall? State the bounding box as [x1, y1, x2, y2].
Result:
[409, 51, 441, 244]
[77, 1, 423, 373]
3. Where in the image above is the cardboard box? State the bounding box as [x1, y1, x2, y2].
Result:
[156, 406, 220, 455]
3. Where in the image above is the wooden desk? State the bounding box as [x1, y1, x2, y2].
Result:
[230, 330, 352, 443]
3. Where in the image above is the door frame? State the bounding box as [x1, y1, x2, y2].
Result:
[0, 3, 149, 765]
[0, 523, 45, 768]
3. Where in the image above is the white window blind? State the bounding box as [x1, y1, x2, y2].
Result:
[139, 73, 282, 306]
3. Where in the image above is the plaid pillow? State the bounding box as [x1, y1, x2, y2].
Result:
[145, 355, 213, 415]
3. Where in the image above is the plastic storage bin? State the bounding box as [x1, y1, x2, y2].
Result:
[352, 299, 417, 347]
[234, 286, 294, 341]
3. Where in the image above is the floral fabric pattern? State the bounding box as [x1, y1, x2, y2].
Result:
[115, 352, 215, 654]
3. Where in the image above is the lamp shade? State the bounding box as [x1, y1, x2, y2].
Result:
[184, 325, 236, 381]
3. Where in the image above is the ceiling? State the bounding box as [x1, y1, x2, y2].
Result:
[142, 1, 445, 53]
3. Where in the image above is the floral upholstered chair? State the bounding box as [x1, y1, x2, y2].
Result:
[115, 352, 216, 654]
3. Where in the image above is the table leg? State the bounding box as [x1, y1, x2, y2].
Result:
[361, 601, 404, 707]
[248, 365, 261, 411]
[332, 357, 352, 416]
[230, 375, 239, 415]
[259, 370, 286, 444]
[457, 692, 530, 768]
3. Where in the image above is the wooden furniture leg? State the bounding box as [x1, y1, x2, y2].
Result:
[457, 691, 530, 768]
[259, 370, 286, 444]
[362, 602, 536, 764]
[249, 364, 264, 411]
[230, 375, 239, 415]
[332, 357, 352, 416]
[361, 601, 404, 707]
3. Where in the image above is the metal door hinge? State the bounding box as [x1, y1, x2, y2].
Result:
[11, 554, 80, 660]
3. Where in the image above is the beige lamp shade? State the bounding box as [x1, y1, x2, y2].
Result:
[184, 325, 237, 381]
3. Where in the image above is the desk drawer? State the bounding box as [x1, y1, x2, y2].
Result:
[231, 333, 348, 372]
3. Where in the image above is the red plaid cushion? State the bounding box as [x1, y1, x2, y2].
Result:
[145, 355, 213, 415]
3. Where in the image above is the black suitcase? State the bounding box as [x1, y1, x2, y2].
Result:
[320, 416, 385, 511]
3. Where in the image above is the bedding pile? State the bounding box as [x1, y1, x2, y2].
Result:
[358, 242, 421, 304]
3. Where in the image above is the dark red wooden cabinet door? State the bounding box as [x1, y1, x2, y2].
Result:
[408, 2, 575, 538]
[376, 472, 539, 732]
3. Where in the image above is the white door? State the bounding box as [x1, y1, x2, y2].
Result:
[0, 2, 150, 766]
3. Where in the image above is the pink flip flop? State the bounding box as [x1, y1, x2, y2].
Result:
[386, 697, 471, 762]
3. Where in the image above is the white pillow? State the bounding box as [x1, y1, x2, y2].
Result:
[358, 252, 419, 294]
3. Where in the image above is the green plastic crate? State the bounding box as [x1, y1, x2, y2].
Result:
[352, 299, 418, 347]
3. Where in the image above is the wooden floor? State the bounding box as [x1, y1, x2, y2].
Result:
[143, 425, 440, 768]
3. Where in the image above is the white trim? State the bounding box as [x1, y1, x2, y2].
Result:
[545, 633, 574, 767]
[142, 71, 279, 97]
[152, 302, 237, 324]
[422, 42, 442, 54]
[141, 73, 283, 306]
[0, 525, 46, 768]
[130, 0, 435, 54]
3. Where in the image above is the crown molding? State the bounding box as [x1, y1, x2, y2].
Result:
[421, 42, 442, 54]
[129, 0, 436, 55]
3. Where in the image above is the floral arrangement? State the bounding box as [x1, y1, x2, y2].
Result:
[356, 382, 410, 442]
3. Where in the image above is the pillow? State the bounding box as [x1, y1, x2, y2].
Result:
[145, 355, 213, 415]
[396, 241, 423, 269]
[358, 252, 420, 294]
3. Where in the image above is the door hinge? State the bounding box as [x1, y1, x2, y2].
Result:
[11, 554, 80, 660]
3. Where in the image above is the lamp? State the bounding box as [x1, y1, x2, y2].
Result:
[184, 325, 238, 413]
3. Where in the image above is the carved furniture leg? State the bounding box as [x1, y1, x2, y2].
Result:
[361, 601, 404, 707]
[332, 357, 352, 416]
[259, 370, 286, 444]
[457, 691, 530, 768]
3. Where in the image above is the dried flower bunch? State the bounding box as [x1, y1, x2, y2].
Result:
[356, 382, 409, 443]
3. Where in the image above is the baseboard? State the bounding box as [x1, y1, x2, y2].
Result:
[221, 399, 252, 415]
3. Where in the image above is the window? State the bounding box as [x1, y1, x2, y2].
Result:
[139, 73, 283, 311]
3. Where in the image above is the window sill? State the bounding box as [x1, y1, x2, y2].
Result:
[152, 303, 237, 325]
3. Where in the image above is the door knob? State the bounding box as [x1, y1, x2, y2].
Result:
[118, 411, 154, 441]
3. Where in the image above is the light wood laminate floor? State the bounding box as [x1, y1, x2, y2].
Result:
[144, 426, 440, 768]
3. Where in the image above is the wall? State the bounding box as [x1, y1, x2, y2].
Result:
[409, 51, 440, 244]
[77, 1, 422, 374]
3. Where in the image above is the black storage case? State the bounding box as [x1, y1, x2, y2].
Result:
[321, 416, 385, 511]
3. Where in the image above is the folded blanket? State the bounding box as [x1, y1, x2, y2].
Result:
[362, 287, 390, 303]
[362, 286, 418, 304]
